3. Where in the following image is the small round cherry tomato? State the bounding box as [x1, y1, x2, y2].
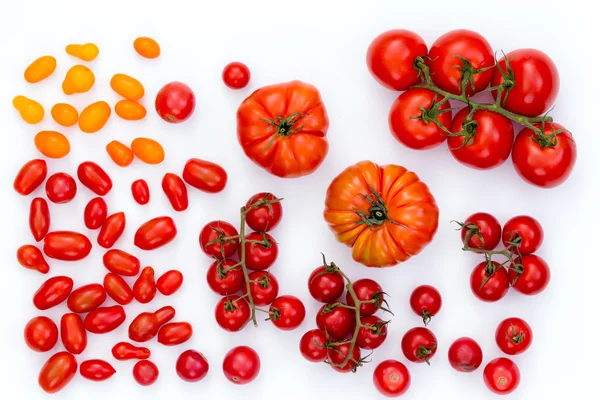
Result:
[401, 327, 437, 364]
[409, 285, 442, 325]
[33, 276, 74, 310]
[110, 73, 145, 101]
[299, 329, 327, 362]
[77, 161, 112, 196]
[80, 359, 116, 381]
[134, 37, 161, 59]
[14, 159, 47, 195]
[316, 303, 354, 340]
[60, 313, 87, 354]
[29, 197, 50, 242]
[448, 337, 483, 372]
[162, 173, 188, 211]
[79, 101, 111, 133]
[131, 179, 150, 205]
[158, 322, 193, 346]
[176, 350, 209, 382]
[112, 342, 150, 360]
[115, 100, 146, 120]
[67, 283, 106, 313]
[84, 305, 126, 334]
[239, 232, 278, 271]
[84, 197, 108, 230]
[470, 261, 510, 302]
[308, 258, 345, 303]
[460, 212, 502, 250]
[222, 346, 260, 385]
[131, 137, 165, 164]
[495, 317, 533, 355]
[44, 231, 92, 261]
[34, 131, 70, 158]
[133, 266, 157, 304]
[269, 295, 305, 330]
[24, 316, 58, 352]
[38, 352, 77, 394]
[133, 360, 159, 386]
[46, 172, 77, 204]
[157, 270, 183, 295]
[199, 220, 239, 258]
[51, 103, 78, 127]
[327, 342, 361, 373]
[243, 271, 279, 306]
[346, 278, 385, 316]
[207, 259, 244, 296]
[106, 140, 134, 167]
[97, 212, 126, 248]
[155, 82, 195, 123]
[215, 295, 250, 332]
[17, 244, 50, 274]
[182, 158, 228, 193]
[134, 216, 177, 250]
[244, 192, 282, 232]
[509, 255, 550, 295]
[104, 273, 134, 305]
[222, 62, 251, 89]
[483, 357, 520, 395]
[373, 359, 411, 397]
[103, 249, 140, 276]
[356, 316, 388, 350]
[25, 55, 57, 83]
[502, 215, 544, 254]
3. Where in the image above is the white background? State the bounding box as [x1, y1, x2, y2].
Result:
[0, 0, 598, 398]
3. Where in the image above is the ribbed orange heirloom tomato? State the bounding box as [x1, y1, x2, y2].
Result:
[324, 161, 439, 267]
[134, 37, 161, 59]
[237, 80, 329, 178]
[79, 101, 111, 133]
[106, 140, 134, 167]
[34, 131, 70, 159]
[51, 103, 79, 127]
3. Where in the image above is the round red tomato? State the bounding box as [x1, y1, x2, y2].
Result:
[239, 232, 278, 271]
[495, 317, 533, 355]
[207, 259, 244, 296]
[308, 260, 345, 303]
[299, 329, 327, 362]
[222, 62, 250, 89]
[327, 342, 361, 373]
[502, 215, 544, 254]
[269, 295, 305, 330]
[509, 255, 550, 295]
[244, 192, 282, 232]
[222, 346, 260, 385]
[316, 303, 354, 340]
[24, 316, 58, 352]
[409, 285, 442, 325]
[45, 173, 77, 204]
[155, 81, 195, 123]
[460, 212, 502, 250]
[133, 360, 159, 386]
[199, 220, 239, 259]
[176, 350, 209, 382]
[182, 158, 228, 193]
[356, 316, 388, 350]
[346, 278, 385, 316]
[470, 262, 510, 302]
[483, 357, 520, 395]
[215, 295, 250, 332]
[401, 327, 437, 364]
[243, 271, 279, 306]
[373, 360, 411, 397]
[447, 337, 483, 372]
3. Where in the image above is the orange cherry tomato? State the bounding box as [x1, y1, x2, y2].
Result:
[38, 352, 77, 393]
[24, 56, 57, 83]
[106, 140, 134, 167]
[62, 65, 95, 94]
[34, 131, 70, 159]
[13, 96, 44, 124]
[115, 100, 146, 120]
[110, 74, 145, 100]
[65, 43, 99, 62]
[131, 138, 165, 164]
[51, 103, 78, 127]
[79, 101, 111, 133]
[133, 37, 160, 59]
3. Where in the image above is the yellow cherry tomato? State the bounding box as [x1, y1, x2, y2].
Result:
[131, 137, 165, 164]
[110, 74, 145, 100]
[24, 56, 57, 83]
[13, 96, 44, 124]
[79, 101, 111, 133]
[65, 43, 99, 61]
[51, 103, 79, 127]
[34, 131, 70, 158]
[106, 140, 134, 167]
[115, 100, 146, 120]
[62, 65, 95, 95]
[133, 37, 160, 59]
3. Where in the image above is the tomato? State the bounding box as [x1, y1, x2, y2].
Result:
[347, 278, 385, 316]
[51, 103, 79, 127]
[409, 285, 442, 325]
[156, 270, 183, 296]
[106, 140, 134, 167]
[324, 161, 439, 267]
[157, 322, 193, 345]
[401, 327, 437, 364]
[316, 303, 354, 340]
[131, 137, 165, 164]
[502, 215, 543, 254]
[97, 212, 126, 248]
[112, 342, 151, 360]
[448, 108, 514, 170]
[67, 283, 106, 313]
[33, 276, 73, 310]
[243, 271, 279, 306]
[373, 360, 411, 397]
[134, 37, 161, 59]
[14, 159, 47, 195]
[133, 266, 157, 303]
[79, 360, 116, 381]
[84, 306, 126, 334]
[470, 261, 510, 302]
[222, 346, 260, 385]
[155, 81, 195, 123]
[510, 255, 550, 295]
[103, 249, 141, 276]
[38, 352, 77, 394]
[308, 258, 344, 303]
[110, 73, 145, 101]
[25, 55, 57, 83]
[79, 101, 111, 133]
[269, 295, 305, 330]
[389, 88, 451, 150]
[237, 80, 329, 178]
[215, 295, 251, 332]
[244, 192, 282, 232]
[512, 122, 576, 188]
[24, 316, 58, 352]
[367, 29, 427, 91]
[356, 316, 388, 350]
[495, 317, 532, 355]
[45, 172, 77, 204]
[162, 172, 188, 211]
[44, 231, 92, 261]
[134, 216, 177, 250]
[131, 179, 150, 205]
[17, 244, 50, 274]
[63, 65, 95, 95]
[66, 43, 99, 62]
[77, 161, 112, 195]
[199, 220, 239, 258]
[13, 95, 45, 124]
[483, 357, 520, 395]
[239, 232, 278, 271]
[206, 259, 244, 295]
[176, 350, 209, 382]
[299, 329, 327, 362]
[182, 158, 228, 193]
[60, 313, 87, 354]
[34, 130, 70, 159]
[492, 49, 559, 117]
[133, 360, 159, 386]
[327, 343, 361, 373]
[84, 197, 107, 230]
[222, 62, 251, 89]
[447, 337, 483, 372]
[129, 306, 175, 342]
[104, 273, 134, 305]
[460, 212, 501, 250]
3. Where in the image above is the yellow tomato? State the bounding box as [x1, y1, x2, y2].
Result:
[131, 137, 165, 164]
[79, 101, 111, 133]
[24, 56, 57, 83]
[34, 131, 70, 158]
[115, 100, 146, 120]
[51, 103, 79, 127]
[62, 65, 95, 94]
[13, 96, 44, 124]
[110, 73, 145, 100]
[106, 140, 134, 167]
[66, 43, 99, 62]
[133, 37, 161, 59]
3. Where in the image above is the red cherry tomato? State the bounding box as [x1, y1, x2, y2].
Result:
[502, 215, 544, 254]
[133, 360, 159, 386]
[316, 303, 354, 340]
[38, 352, 77, 394]
[131, 179, 150, 205]
[409, 285, 442, 325]
[243, 271, 279, 306]
[155, 81, 195, 123]
[401, 327, 438, 364]
[157, 322, 193, 345]
[373, 360, 411, 397]
[43, 231, 92, 261]
[222, 346, 260, 385]
[206, 259, 244, 295]
[134, 216, 177, 250]
[97, 212, 126, 248]
[199, 220, 239, 258]
[80, 359, 116, 381]
[77, 161, 112, 196]
[483, 357, 520, 395]
[215, 295, 250, 332]
[460, 212, 502, 250]
[161, 173, 188, 212]
[33, 276, 73, 310]
[176, 350, 209, 382]
[239, 232, 278, 271]
[510, 255, 550, 295]
[182, 158, 228, 193]
[308, 259, 345, 303]
[356, 316, 388, 350]
[470, 261, 510, 302]
[346, 278, 385, 316]
[29, 197, 50, 241]
[17, 244, 50, 274]
[327, 342, 361, 373]
[448, 337, 483, 372]
[129, 306, 175, 342]
[112, 342, 151, 360]
[156, 270, 183, 295]
[299, 328, 327, 362]
[67, 283, 106, 313]
[84, 197, 107, 230]
[14, 159, 47, 195]
[60, 313, 87, 354]
[103, 249, 140, 276]
[222, 62, 251, 89]
[495, 317, 533, 355]
[45, 172, 77, 204]
[244, 192, 282, 232]
[104, 273, 134, 304]
[133, 266, 157, 303]
[84, 305, 126, 334]
[269, 295, 305, 331]
[24, 316, 58, 352]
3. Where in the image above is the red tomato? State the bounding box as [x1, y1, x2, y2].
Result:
[67, 283, 106, 313]
[156, 270, 183, 295]
[24, 316, 58, 352]
[14, 159, 47, 195]
[155, 81, 195, 123]
[237, 80, 329, 178]
[38, 352, 77, 394]
[460, 212, 502, 250]
[84, 197, 107, 230]
[60, 313, 87, 354]
[483, 357, 520, 395]
[239, 232, 278, 271]
[80, 359, 116, 381]
[409, 285, 442, 325]
[135, 216, 177, 250]
[367, 29, 427, 91]
[316, 303, 354, 340]
[492, 48, 559, 117]
[502, 215, 544, 254]
[104, 273, 134, 304]
[495, 317, 533, 355]
[133, 266, 157, 303]
[448, 337, 483, 372]
[176, 350, 209, 382]
[29, 197, 50, 241]
[162, 173, 188, 211]
[388, 88, 451, 150]
[97, 212, 126, 248]
[244, 192, 282, 232]
[33, 276, 73, 310]
[373, 360, 411, 397]
[215, 295, 250, 332]
[428, 29, 494, 96]
[327, 342, 361, 373]
[44, 231, 91, 261]
[112, 342, 151, 360]
[199, 220, 239, 258]
[509, 255, 550, 295]
[103, 249, 140, 276]
[401, 327, 438, 364]
[243, 271, 279, 306]
[129, 306, 175, 342]
[206, 259, 244, 296]
[346, 278, 385, 316]
[45, 172, 77, 203]
[131, 179, 150, 205]
[182, 158, 228, 193]
[84, 305, 126, 334]
[512, 122, 576, 188]
[222, 346, 260, 385]
[133, 360, 159, 386]
[299, 329, 327, 362]
[157, 322, 193, 345]
[356, 316, 388, 350]
[269, 295, 305, 330]
[470, 261, 510, 302]
[308, 259, 345, 303]
[448, 108, 514, 170]
[222, 62, 251, 89]
[77, 161, 112, 195]
[17, 244, 50, 274]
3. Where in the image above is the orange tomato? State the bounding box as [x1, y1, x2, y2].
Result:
[79, 101, 111, 133]
[62, 65, 95, 95]
[115, 100, 146, 120]
[65, 43, 99, 62]
[324, 160, 439, 267]
[34, 131, 71, 159]
[24, 56, 57, 83]
[13, 96, 44, 124]
[51, 104, 79, 127]
[133, 37, 160, 59]
[110, 74, 144, 100]
[106, 141, 134, 167]
[131, 138, 165, 164]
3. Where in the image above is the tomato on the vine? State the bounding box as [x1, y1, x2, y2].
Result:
[447, 337, 483, 372]
[243, 271, 279, 306]
[308, 257, 345, 303]
[207, 259, 244, 296]
[222, 346, 260, 385]
[269, 295, 305, 330]
[155, 82, 195, 123]
[239, 232, 278, 271]
[356, 316, 388, 350]
[460, 212, 502, 250]
[199, 220, 239, 259]
[222, 62, 250, 89]
[401, 327, 437, 364]
[346, 278, 385, 316]
[509, 255, 550, 295]
[495, 317, 532, 355]
[215, 295, 250, 332]
[470, 262, 510, 302]
[244, 192, 282, 232]
[327, 342, 361, 373]
[299, 329, 327, 362]
[483, 357, 520, 395]
[502, 215, 544, 254]
[409, 285, 442, 325]
[316, 303, 354, 340]
[373, 360, 411, 397]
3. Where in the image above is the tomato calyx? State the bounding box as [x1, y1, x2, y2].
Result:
[531, 121, 567, 149]
[454, 220, 485, 247]
[368, 319, 391, 336]
[260, 112, 308, 149]
[216, 259, 240, 279]
[355, 186, 398, 227]
[454, 55, 496, 96]
[413, 94, 453, 133]
[506, 323, 524, 345]
[415, 344, 437, 366]
[310, 253, 342, 284]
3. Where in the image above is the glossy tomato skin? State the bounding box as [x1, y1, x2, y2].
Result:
[327, 342, 361, 373]
[512, 123, 576, 188]
[84, 305, 126, 334]
[60, 313, 87, 354]
[222, 346, 260, 385]
[308, 264, 345, 303]
[156, 270, 183, 295]
[44, 231, 92, 261]
[509, 255, 550, 295]
[207, 259, 244, 295]
[409, 285, 442, 325]
[199, 221, 239, 258]
[112, 342, 151, 360]
[45, 173, 77, 204]
[33, 276, 74, 310]
[103, 249, 140, 276]
[470, 262, 510, 302]
[80, 359, 116, 381]
[243, 271, 279, 306]
[401, 327, 438, 364]
[502, 215, 544, 254]
[24, 316, 58, 352]
[239, 232, 278, 271]
[104, 273, 134, 305]
[316, 303, 354, 340]
[356, 316, 388, 349]
[492, 48, 559, 117]
[157, 322, 193, 345]
[67, 283, 106, 313]
[133, 360, 159, 386]
[222, 62, 251, 89]
[182, 158, 228, 193]
[215, 295, 250, 332]
[29, 197, 50, 241]
[347, 278, 384, 316]
[448, 337, 483, 372]
[495, 317, 533, 355]
[299, 329, 327, 362]
[129, 306, 176, 342]
[135, 216, 177, 250]
[373, 360, 411, 397]
[84, 197, 107, 230]
[237, 80, 329, 178]
[155, 81, 195, 123]
[162, 173, 188, 211]
[461, 212, 502, 250]
[244, 192, 282, 232]
[14, 159, 47, 195]
[97, 212, 126, 248]
[269, 295, 305, 330]
[17, 244, 50, 273]
[77, 161, 112, 196]
[38, 352, 78, 394]
[176, 350, 209, 382]
[483, 357, 520, 395]
[133, 266, 157, 303]
[367, 29, 428, 91]
[131, 179, 150, 205]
